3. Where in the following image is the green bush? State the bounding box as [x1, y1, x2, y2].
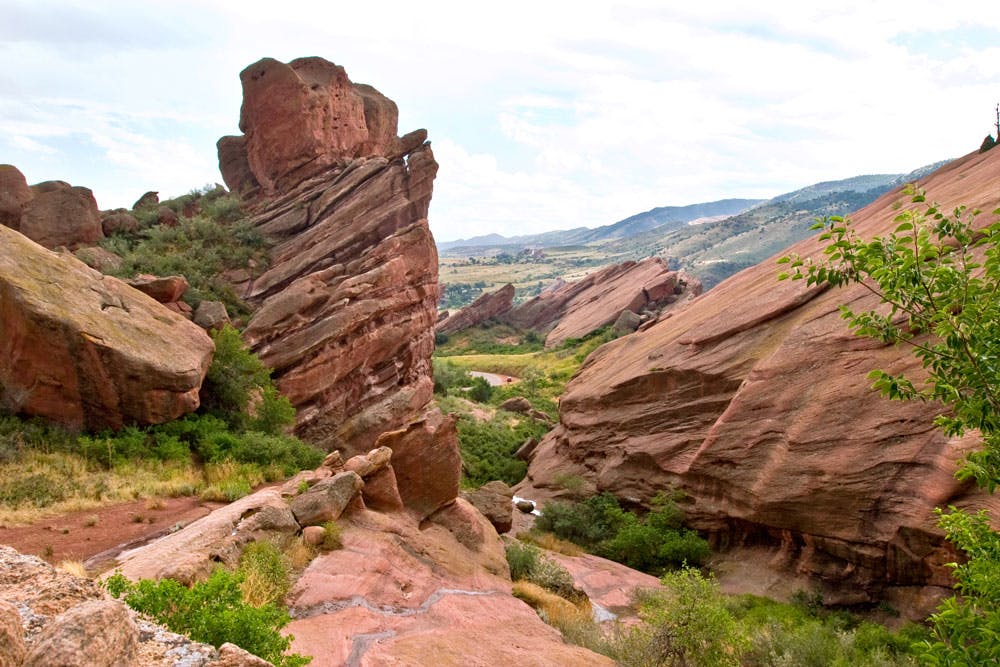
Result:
[467, 376, 493, 402]
[536, 492, 710, 573]
[505, 541, 579, 600]
[456, 414, 548, 486]
[106, 569, 309, 667]
[239, 541, 290, 607]
[432, 359, 472, 395]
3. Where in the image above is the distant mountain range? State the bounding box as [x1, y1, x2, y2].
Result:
[437, 160, 951, 290]
[436, 199, 763, 252]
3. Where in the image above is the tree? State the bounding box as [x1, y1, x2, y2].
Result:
[779, 186, 1000, 664]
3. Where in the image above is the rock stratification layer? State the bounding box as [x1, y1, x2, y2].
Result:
[518, 148, 1000, 608]
[223, 57, 443, 461]
[0, 226, 213, 431]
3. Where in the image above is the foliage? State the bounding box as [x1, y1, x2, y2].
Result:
[200, 325, 297, 436]
[779, 186, 1000, 664]
[239, 541, 290, 607]
[320, 520, 343, 551]
[467, 375, 493, 402]
[505, 541, 580, 600]
[456, 412, 549, 486]
[106, 569, 309, 667]
[535, 492, 709, 573]
[432, 359, 473, 395]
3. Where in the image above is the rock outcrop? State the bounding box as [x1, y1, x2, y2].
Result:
[227, 57, 443, 462]
[0, 173, 104, 250]
[502, 257, 701, 347]
[436, 283, 515, 335]
[517, 148, 1000, 612]
[0, 226, 213, 430]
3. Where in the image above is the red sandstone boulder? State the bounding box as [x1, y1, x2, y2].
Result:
[461, 480, 514, 534]
[517, 148, 1000, 610]
[21, 599, 139, 667]
[232, 56, 400, 194]
[126, 274, 189, 304]
[0, 227, 213, 431]
[101, 210, 139, 236]
[217, 135, 260, 194]
[436, 283, 515, 335]
[0, 164, 32, 231]
[20, 180, 103, 250]
[74, 246, 124, 274]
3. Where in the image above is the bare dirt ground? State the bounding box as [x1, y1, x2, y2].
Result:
[0, 495, 226, 571]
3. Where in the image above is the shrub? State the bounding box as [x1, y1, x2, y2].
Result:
[106, 569, 309, 667]
[200, 326, 285, 433]
[320, 520, 343, 551]
[505, 541, 580, 601]
[456, 414, 548, 486]
[468, 376, 493, 403]
[432, 359, 472, 395]
[239, 541, 290, 607]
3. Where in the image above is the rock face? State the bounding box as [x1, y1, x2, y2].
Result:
[228, 57, 443, 462]
[0, 226, 213, 430]
[436, 283, 515, 335]
[229, 56, 400, 195]
[502, 257, 701, 347]
[518, 148, 1000, 610]
[10, 179, 104, 250]
[0, 164, 32, 231]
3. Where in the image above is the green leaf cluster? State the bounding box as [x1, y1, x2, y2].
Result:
[779, 186, 1000, 663]
[535, 492, 710, 573]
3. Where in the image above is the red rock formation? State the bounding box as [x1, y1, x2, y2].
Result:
[517, 148, 1000, 612]
[436, 283, 515, 335]
[502, 256, 699, 347]
[0, 164, 31, 231]
[0, 226, 213, 431]
[229, 58, 441, 462]
[18, 180, 103, 250]
[231, 57, 400, 195]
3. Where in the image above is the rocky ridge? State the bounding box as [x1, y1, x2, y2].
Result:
[436, 283, 515, 335]
[517, 148, 1000, 614]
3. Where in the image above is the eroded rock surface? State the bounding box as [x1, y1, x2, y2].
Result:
[0, 164, 32, 231]
[0, 226, 214, 430]
[518, 148, 1000, 610]
[502, 257, 701, 347]
[17, 180, 103, 250]
[436, 283, 515, 335]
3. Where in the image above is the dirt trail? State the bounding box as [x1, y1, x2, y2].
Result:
[0, 495, 224, 569]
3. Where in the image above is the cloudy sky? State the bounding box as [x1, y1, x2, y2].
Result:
[2, 1, 998, 241]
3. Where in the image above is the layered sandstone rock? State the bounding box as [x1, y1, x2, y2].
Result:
[25, 181, 102, 248]
[518, 148, 1000, 611]
[227, 58, 443, 464]
[0, 226, 213, 430]
[502, 257, 701, 347]
[436, 283, 515, 335]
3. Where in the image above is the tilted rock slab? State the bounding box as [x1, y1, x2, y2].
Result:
[0, 227, 213, 430]
[227, 58, 444, 464]
[436, 283, 515, 335]
[502, 256, 701, 347]
[518, 148, 1000, 611]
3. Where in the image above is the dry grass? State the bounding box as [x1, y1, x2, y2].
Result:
[0, 452, 203, 526]
[517, 531, 585, 557]
[57, 560, 89, 578]
[282, 536, 317, 572]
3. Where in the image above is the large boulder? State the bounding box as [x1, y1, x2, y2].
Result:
[21, 599, 139, 667]
[0, 164, 32, 231]
[0, 226, 213, 430]
[517, 148, 1000, 612]
[230, 56, 399, 194]
[20, 180, 103, 250]
[216, 135, 260, 195]
[436, 283, 515, 335]
[461, 480, 514, 534]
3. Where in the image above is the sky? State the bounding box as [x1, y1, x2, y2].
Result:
[2, 1, 999, 242]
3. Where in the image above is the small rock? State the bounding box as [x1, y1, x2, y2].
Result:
[301, 525, 326, 546]
[322, 450, 344, 470]
[193, 300, 231, 331]
[127, 274, 189, 303]
[22, 599, 139, 667]
[210, 642, 272, 667]
[290, 471, 363, 526]
[101, 210, 139, 236]
[157, 206, 179, 227]
[516, 500, 535, 514]
[613, 309, 642, 335]
[74, 246, 124, 273]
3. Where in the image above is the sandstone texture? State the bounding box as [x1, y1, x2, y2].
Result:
[461, 480, 514, 534]
[502, 257, 701, 347]
[18, 180, 103, 250]
[0, 226, 214, 430]
[436, 283, 515, 335]
[0, 164, 31, 231]
[228, 57, 442, 461]
[517, 148, 1000, 609]
[0, 546, 243, 667]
